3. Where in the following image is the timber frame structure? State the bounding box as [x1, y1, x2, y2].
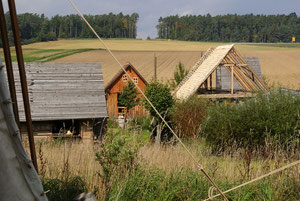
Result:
[174, 44, 268, 100]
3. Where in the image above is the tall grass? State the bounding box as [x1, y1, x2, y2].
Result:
[31, 131, 299, 200]
[27, 90, 300, 200]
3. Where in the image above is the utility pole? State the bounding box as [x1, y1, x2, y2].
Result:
[154, 53, 157, 81]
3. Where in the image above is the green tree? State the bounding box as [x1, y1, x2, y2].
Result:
[156, 13, 300, 43]
[118, 81, 138, 110]
[168, 62, 189, 89]
[144, 82, 174, 121]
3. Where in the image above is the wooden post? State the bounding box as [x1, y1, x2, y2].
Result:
[8, 0, 38, 172]
[231, 65, 234, 94]
[204, 79, 208, 90]
[154, 53, 157, 81]
[155, 124, 161, 145]
[209, 73, 212, 91]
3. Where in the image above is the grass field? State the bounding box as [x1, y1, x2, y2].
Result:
[1, 39, 300, 88]
[31, 129, 299, 200]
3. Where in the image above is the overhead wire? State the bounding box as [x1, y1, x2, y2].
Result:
[204, 159, 300, 200]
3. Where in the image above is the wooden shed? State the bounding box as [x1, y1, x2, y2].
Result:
[105, 62, 148, 118]
[11, 62, 108, 140]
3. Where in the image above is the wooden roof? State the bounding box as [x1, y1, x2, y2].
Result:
[10, 62, 108, 122]
[174, 44, 235, 100]
[174, 44, 268, 100]
[105, 62, 148, 92]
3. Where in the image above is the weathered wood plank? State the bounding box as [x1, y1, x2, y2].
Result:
[9, 62, 108, 122]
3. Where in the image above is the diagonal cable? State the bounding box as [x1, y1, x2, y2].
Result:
[67, 0, 228, 200]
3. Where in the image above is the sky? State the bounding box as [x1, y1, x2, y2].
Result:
[2, 0, 300, 39]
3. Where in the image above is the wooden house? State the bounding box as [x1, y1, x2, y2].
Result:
[11, 62, 108, 140]
[105, 62, 148, 118]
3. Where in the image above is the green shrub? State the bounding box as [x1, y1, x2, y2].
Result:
[172, 96, 210, 138]
[129, 117, 152, 131]
[168, 62, 189, 89]
[202, 90, 300, 152]
[118, 81, 138, 110]
[107, 117, 119, 128]
[95, 130, 140, 196]
[143, 81, 174, 121]
[42, 176, 87, 201]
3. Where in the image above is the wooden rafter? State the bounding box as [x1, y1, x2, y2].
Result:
[174, 44, 268, 100]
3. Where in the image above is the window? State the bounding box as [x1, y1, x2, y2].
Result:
[133, 77, 138, 84]
[122, 74, 127, 82]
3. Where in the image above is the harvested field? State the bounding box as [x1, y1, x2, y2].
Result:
[53, 50, 203, 85]
[22, 39, 224, 51]
[6, 39, 300, 88]
[53, 48, 300, 88]
[241, 49, 300, 89]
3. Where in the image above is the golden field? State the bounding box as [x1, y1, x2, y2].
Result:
[2, 39, 300, 88]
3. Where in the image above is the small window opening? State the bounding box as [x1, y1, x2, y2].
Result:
[122, 74, 127, 82]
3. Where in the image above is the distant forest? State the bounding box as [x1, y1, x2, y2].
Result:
[156, 13, 300, 42]
[0, 12, 139, 47]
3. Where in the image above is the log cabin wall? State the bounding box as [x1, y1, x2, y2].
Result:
[6, 62, 108, 139]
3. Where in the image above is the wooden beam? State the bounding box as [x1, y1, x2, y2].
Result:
[231, 65, 234, 94]
[231, 49, 269, 91]
[198, 93, 255, 99]
[209, 73, 212, 90]
[223, 57, 252, 91]
[224, 55, 258, 90]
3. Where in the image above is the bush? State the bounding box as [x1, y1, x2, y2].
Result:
[168, 62, 189, 89]
[118, 81, 138, 110]
[107, 117, 118, 128]
[143, 81, 174, 121]
[172, 96, 210, 138]
[95, 130, 140, 197]
[202, 90, 300, 152]
[129, 117, 152, 131]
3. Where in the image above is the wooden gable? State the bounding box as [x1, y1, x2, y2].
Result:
[105, 62, 148, 94]
[105, 62, 148, 117]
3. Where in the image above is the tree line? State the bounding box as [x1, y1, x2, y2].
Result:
[0, 12, 139, 47]
[156, 13, 300, 42]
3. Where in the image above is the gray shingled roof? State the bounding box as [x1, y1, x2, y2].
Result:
[10, 62, 107, 122]
[216, 57, 263, 91]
